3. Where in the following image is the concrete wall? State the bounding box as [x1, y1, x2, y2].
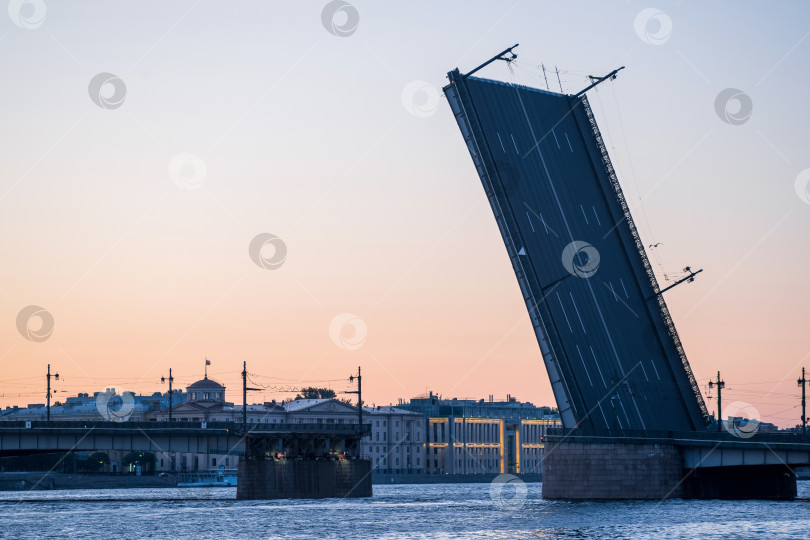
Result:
[542, 441, 682, 499]
[0, 472, 177, 491]
[237, 459, 371, 499]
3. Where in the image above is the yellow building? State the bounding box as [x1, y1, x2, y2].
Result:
[400, 393, 561, 475]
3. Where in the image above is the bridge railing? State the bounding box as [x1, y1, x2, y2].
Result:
[546, 427, 810, 444]
[0, 420, 370, 435]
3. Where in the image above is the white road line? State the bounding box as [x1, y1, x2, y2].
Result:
[512, 86, 647, 429]
[598, 403, 610, 427]
[592, 206, 601, 227]
[539, 213, 549, 234]
[608, 282, 618, 302]
[564, 132, 573, 152]
[650, 358, 661, 381]
[618, 397, 632, 427]
[570, 293, 586, 334]
[589, 345, 607, 387]
[496, 132, 506, 153]
[580, 204, 589, 225]
[557, 292, 574, 333]
[552, 129, 560, 149]
[510, 133, 519, 154]
[576, 344, 594, 387]
[639, 362, 649, 381]
[619, 277, 629, 299]
[526, 211, 535, 232]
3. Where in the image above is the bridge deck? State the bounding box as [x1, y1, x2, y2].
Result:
[445, 71, 707, 432]
[0, 421, 368, 457]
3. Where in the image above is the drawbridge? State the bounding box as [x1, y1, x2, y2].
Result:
[444, 46, 708, 433]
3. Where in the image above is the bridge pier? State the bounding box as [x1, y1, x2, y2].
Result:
[543, 441, 683, 499]
[543, 436, 805, 500]
[236, 458, 371, 499]
[235, 427, 372, 500]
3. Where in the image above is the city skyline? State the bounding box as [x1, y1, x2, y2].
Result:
[2, 2, 810, 430]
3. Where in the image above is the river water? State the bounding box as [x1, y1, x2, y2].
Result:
[0, 481, 808, 539]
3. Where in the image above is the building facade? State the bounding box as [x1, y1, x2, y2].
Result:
[0, 378, 559, 477]
[363, 406, 426, 475]
[399, 392, 561, 475]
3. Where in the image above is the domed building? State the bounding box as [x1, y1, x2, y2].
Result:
[186, 376, 226, 403]
[155, 374, 233, 423]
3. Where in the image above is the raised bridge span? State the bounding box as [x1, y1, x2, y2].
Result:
[444, 48, 810, 499]
[445, 67, 707, 433]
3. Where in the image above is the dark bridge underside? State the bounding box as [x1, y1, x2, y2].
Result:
[445, 70, 708, 432]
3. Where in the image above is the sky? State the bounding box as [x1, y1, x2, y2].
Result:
[1, 1, 809, 428]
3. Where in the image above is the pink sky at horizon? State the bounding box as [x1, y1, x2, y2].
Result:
[1, 2, 810, 429]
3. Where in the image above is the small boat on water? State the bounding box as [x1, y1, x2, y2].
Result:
[177, 468, 237, 487]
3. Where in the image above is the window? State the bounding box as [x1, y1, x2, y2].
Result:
[375, 420, 379, 427]
[396, 458, 399, 466]
[212, 458, 216, 466]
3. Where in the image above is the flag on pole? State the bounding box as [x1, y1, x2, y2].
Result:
[205, 359, 211, 366]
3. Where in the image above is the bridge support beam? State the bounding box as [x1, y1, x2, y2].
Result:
[681, 465, 796, 500]
[236, 459, 371, 499]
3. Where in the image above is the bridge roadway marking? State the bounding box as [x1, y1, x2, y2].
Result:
[510, 86, 647, 430]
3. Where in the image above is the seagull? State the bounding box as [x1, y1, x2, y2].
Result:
[649, 242, 663, 248]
